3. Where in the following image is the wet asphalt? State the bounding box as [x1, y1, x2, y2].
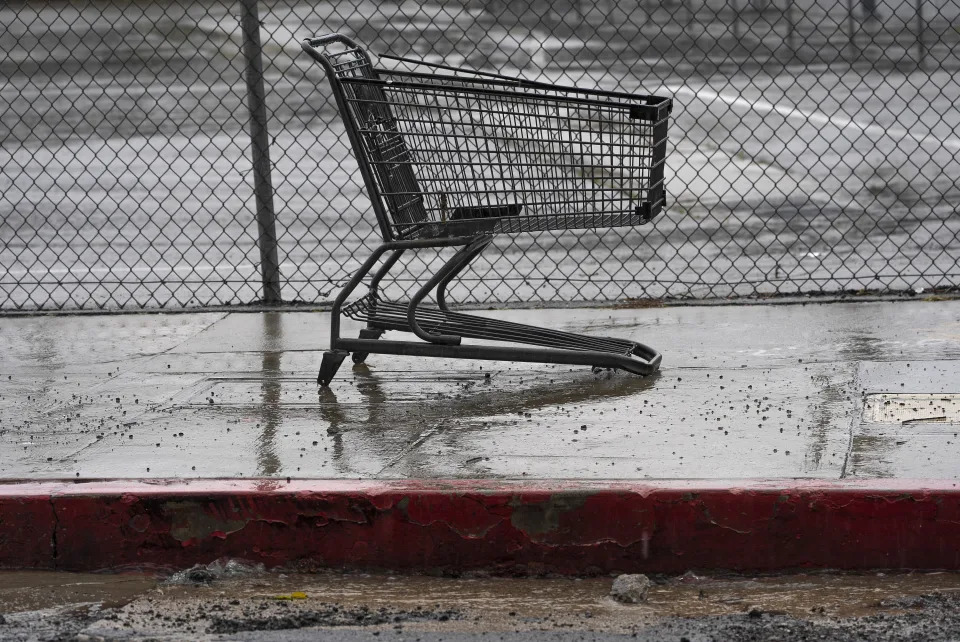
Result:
[2, 297, 959, 481]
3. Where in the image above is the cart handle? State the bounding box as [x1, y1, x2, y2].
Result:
[303, 33, 361, 49]
[379, 53, 521, 83]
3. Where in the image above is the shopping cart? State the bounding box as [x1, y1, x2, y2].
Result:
[301, 34, 671, 386]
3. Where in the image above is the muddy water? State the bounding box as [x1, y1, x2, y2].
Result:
[5, 569, 960, 639]
[153, 571, 960, 622]
[0, 571, 156, 613]
[81, 571, 960, 627]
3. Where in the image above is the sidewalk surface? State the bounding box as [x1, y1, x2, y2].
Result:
[2, 298, 960, 573]
[3, 298, 959, 480]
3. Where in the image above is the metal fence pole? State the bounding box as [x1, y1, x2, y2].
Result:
[845, 0, 858, 60]
[915, 0, 927, 67]
[240, 0, 282, 305]
[785, 0, 798, 56]
[732, 0, 743, 41]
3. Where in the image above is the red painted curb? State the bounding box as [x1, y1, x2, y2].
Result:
[2, 479, 959, 574]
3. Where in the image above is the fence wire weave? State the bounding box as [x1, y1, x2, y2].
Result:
[2, 0, 959, 310]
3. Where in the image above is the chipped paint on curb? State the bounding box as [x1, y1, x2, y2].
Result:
[2, 479, 960, 574]
[166, 501, 249, 544]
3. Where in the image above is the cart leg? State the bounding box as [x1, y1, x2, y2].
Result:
[369, 249, 405, 298]
[407, 236, 491, 344]
[436, 237, 492, 312]
[351, 328, 384, 364]
[323, 243, 397, 385]
[318, 350, 348, 386]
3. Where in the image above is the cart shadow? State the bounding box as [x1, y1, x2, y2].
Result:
[317, 362, 660, 473]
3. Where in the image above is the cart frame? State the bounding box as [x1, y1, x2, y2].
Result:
[301, 34, 671, 385]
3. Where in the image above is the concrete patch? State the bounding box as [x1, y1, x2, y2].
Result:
[863, 393, 960, 424]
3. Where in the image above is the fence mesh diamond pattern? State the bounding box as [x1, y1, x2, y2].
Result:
[2, 0, 958, 310]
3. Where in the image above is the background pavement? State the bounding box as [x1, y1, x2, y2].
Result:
[3, 0, 960, 308]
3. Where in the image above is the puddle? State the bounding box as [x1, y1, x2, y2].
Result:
[0, 571, 157, 613]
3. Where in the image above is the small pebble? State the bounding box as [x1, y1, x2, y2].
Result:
[610, 574, 652, 603]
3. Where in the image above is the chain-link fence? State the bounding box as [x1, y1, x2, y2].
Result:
[2, 0, 959, 311]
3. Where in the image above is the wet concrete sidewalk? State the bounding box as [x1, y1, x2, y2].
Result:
[2, 298, 959, 481]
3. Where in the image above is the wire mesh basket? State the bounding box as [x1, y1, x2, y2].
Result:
[302, 34, 672, 385]
[308, 36, 671, 241]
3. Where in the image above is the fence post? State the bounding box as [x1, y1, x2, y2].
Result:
[845, 0, 858, 61]
[915, 0, 927, 67]
[785, 0, 797, 56]
[731, 0, 743, 41]
[239, 0, 282, 305]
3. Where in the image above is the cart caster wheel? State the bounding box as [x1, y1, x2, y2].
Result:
[318, 350, 348, 386]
